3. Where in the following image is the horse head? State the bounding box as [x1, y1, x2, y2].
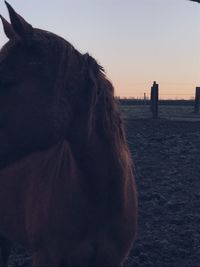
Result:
[0, 2, 86, 166]
[0, 2, 124, 164]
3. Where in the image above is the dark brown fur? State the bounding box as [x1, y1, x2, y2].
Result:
[0, 2, 137, 266]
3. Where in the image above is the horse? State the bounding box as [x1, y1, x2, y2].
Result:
[0, 2, 137, 266]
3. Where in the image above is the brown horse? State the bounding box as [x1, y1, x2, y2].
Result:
[0, 2, 137, 267]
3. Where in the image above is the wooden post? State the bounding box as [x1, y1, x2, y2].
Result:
[194, 87, 200, 114]
[144, 92, 147, 105]
[151, 81, 159, 118]
[150, 87, 153, 111]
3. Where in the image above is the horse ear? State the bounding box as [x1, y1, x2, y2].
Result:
[5, 1, 33, 39]
[0, 15, 16, 39]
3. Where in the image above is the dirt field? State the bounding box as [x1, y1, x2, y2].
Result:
[6, 105, 200, 267]
[121, 104, 200, 121]
[124, 117, 200, 267]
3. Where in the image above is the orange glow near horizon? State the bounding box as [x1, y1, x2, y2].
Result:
[112, 79, 198, 100]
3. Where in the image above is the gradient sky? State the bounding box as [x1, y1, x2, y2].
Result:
[0, 0, 200, 99]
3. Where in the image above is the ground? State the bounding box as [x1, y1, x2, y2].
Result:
[125, 118, 200, 267]
[6, 105, 200, 267]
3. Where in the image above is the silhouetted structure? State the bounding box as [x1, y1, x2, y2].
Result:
[194, 87, 200, 113]
[151, 81, 159, 118]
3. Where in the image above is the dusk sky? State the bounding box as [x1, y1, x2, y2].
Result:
[0, 0, 200, 99]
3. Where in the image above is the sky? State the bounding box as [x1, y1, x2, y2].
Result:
[0, 0, 200, 99]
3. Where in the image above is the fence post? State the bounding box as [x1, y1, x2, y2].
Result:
[194, 87, 200, 114]
[144, 92, 147, 105]
[151, 81, 159, 118]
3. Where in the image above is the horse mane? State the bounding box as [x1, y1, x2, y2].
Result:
[86, 53, 132, 161]
[60, 49, 136, 216]
[89, 57, 134, 206]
